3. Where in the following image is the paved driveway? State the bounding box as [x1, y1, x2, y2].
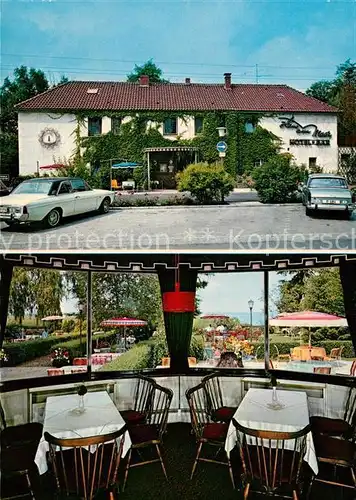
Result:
[0, 204, 355, 251]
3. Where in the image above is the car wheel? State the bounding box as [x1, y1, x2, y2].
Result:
[344, 211, 352, 220]
[99, 197, 111, 214]
[44, 208, 62, 228]
[305, 207, 313, 217]
[4, 221, 19, 229]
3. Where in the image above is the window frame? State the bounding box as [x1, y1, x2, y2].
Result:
[194, 116, 204, 135]
[88, 117, 102, 137]
[111, 117, 122, 135]
[163, 118, 178, 135]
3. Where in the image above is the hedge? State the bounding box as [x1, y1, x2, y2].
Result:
[254, 340, 355, 359]
[102, 334, 205, 371]
[4, 333, 78, 366]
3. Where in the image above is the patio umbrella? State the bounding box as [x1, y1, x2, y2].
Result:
[269, 311, 348, 346]
[200, 314, 230, 320]
[41, 315, 64, 321]
[100, 317, 148, 349]
[111, 162, 142, 169]
[39, 164, 66, 170]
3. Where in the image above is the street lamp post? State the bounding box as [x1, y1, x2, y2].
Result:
[248, 299, 254, 341]
[78, 303, 84, 354]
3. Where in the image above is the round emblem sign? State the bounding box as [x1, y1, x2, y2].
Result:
[39, 128, 61, 149]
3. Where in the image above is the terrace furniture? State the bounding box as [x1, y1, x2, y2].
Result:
[201, 373, 237, 424]
[120, 375, 156, 426]
[351, 360, 356, 376]
[160, 357, 197, 367]
[291, 346, 326, 362]
[123, 383, 173, 490]
[44, 428, 127, 500]
[1, 402, 43, 499]
[35, 391, 131, 476]
[325, 346, 344, 366]
[232, 418, 310, 499]
[310, 387, 355, 440]
[186, 383, 235, 489]
[313, 367, 331, 374]
[73, 357, 88, 366]
[71, 367, 87, 374]
[278, 353, 291, 363]
[224, 388, 319, 490]
[47, 368, 64, 376]
[310, 433, 356, 493]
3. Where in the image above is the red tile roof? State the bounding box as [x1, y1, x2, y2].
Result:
[16, 81, 337, 113]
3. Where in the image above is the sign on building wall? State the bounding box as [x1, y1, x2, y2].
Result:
[279, 116, 332, 146]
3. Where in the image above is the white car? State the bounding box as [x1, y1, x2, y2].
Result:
[0, 177, 115, 228]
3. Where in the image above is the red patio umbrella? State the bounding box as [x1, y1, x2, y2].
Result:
[39, 163, 66, 170]
[100, 317, 148, 349]
[200, 314, 230, 320]
[270, 310, 348, 346]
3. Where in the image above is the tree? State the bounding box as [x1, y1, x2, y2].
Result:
[339, 260, 356, 355]
[0, 66, 68, 178]
[127, 59, 168, 83]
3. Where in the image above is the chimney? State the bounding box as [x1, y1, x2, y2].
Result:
[139, 75, 149, 87]
[185, 77, 191, 85]
[224, 73, 232, 90]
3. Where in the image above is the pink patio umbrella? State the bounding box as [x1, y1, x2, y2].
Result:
[270, 310, 348, 346]
[100, 317, 148, 349]
[39, 163, 66, 170]
[200, 314, 231, 320]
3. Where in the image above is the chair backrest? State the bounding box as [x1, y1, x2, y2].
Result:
[232, 418, 310, 494]
[350, 360, 356, 376]
[0, 400, 7, 430]
[131, 375, 156, 417]
[44, 427, 126, 500]
[188, 357, 197, 366]
[201, 373, 224, 416]
[329, 347, 341, 359]
[186, 383, 210, 440]
[150, 383, 173, 439]
[269, 359, 274, 370]
[73, 358, 87, 366]
[313, 367, 331, 374]
[111, 179, 118, 189]
[47, 368, 65, 376]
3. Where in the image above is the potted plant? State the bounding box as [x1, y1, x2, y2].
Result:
[51, 347, 71, 368]
[224, 337, 255, 368]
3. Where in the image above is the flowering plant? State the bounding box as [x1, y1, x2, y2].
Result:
[224, 337, 254, 358]
[0, 348, 9, 365]
[51, 347, 71, 368]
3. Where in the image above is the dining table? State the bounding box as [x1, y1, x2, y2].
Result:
[35, 390, 131, 475]
[225, 387, 318, 475]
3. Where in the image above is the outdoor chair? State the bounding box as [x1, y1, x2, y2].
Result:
[1, 402, 43, 499]
[350, 360, 356, 376]
[309, 433, 356, 494]
[232, 418, 310, 499]
[186, 383, 235, 489]
[44, 428, 126, 500]
[123, 382, 173, 490]
[47, 368, 65, 376]
[120, 375, 156, 426]
[325, 346, 343, 365]
[313, 367, 331, 374]
[201, 373, 237, 424]
[73, 357, 88, 366]
[311, 387, 356, 440]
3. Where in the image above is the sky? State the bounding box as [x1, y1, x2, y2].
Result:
[61, 271, 283, 318]
[2, 0, 355, 91]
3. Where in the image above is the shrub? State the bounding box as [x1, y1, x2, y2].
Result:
[51, 331, 118, 358]
[101, 342, 152, 371]
[62, 318, 76, 333]
[176, 163, 234, 204]
[252, 155, 305, 203]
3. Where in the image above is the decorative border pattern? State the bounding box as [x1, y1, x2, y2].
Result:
[38, 127, 61, 149]
[2, 254, 355, 273]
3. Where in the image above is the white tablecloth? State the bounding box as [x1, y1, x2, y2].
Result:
[35, 391, 131, 475]
[225, 388, 318, 475]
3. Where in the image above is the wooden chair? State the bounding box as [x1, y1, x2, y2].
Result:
[313, 367, 331, 374]
[123, 382, 173, 490]
[201, 373, 237, 423]
[232, 418, 310, 499]
[186, 383, 235, 489]
[120, 375, 155, 426]
[310, 433, 356, 494]
[1, 402, 43, 499]
[350, 360, 356, 376]
[44, 427, 126, 500]
[310, 387, 356, 440]
[325, 346, 343, 365]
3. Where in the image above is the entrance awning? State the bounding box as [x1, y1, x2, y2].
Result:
[144, 147, 199, 153]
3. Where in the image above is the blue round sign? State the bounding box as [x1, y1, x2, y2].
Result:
[216, 141, 227, 153]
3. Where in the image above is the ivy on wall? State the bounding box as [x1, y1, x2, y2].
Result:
[67, 109, 281, 178]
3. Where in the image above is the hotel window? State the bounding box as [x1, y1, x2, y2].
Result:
[194, 117, 203, 135]
[254, 160, 263, 168]
[88, 117, 102, 136]
[245, 122, 255, 134]
[111, 117, 122, 135]
[309, 157, 317, 168]
[163, 118, 177, 135]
